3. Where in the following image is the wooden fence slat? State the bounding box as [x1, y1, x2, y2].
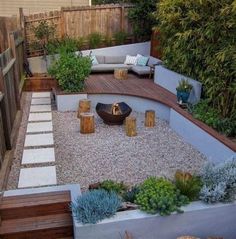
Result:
[0, 92, 6, 168]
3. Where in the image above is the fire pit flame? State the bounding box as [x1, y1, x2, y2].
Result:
[112, 103, 122, 115]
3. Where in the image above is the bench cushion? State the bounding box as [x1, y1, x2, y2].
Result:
[131, 65, 151, 75]
[92, 64, 131, 72]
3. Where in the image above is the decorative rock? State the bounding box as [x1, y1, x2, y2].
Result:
[77, 99, 91, 118]
[145, 110, 156, 127]
[80, 113, 95, 134]
[125, 116, 137, 137]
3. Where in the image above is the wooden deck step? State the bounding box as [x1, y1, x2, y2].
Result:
[0, 213, 73, 239]
[0, 191, 71, 220]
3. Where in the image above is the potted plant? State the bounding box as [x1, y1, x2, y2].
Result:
[176, 79, 193, 103]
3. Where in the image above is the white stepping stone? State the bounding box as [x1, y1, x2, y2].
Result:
[30, 105, 51, 113]
[18, 166, 57, 188]
[24, 133, 54, 147]
[31, 98, 51, 105]
[32, 92, 51, 98]
[27, 122, 53, 133]
[22, 148, 55, 164]
[28, 112, 52, 122]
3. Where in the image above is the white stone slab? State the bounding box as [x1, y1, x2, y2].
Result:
[31, 98, 51, 105]
[32, 92, 51, 98]
[24, 133, 54, 147]
[18, 166, 57, 188]
[22, 148, 55, 164]
[28, 112, 52, 122]
[27, 122, 53, 133]
[30, 105, 51, 113]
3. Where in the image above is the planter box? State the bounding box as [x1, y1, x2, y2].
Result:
[154, 65, 202, 104]
[73, 201, 236, 239]
[55, 91, 88, 112]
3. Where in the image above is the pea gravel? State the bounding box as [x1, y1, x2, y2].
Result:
[53, 111, 206, 191]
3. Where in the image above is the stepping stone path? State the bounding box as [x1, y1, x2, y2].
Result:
[18, 92, 57, 188]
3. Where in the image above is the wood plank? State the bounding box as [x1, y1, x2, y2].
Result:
[0, 213, 73, 239]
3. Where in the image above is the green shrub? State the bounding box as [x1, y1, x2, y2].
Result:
[175, 171, 202, 201]
[48, 52, 91, 93]
[122, 186, 140, 203]
[128, 0, 158, 41]
[113, 31, 128, 45]
[135, 177, 189, 215]
[200, 155, 236, 203]
[189, 100, 236, 137]
[87, 32, 103, 49]
[155, 0, 236, 119]
[104, 35, 113, 47]
[71, 189, 121, 224]
[100, 180, 127, 195]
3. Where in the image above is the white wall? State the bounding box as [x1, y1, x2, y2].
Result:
[169, 109, 235, 163]
[154, 65, 202, 104]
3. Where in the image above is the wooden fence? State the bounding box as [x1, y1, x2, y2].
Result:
[0, 16, 18, 53]
[23, 4, 134, 56]
[0, 30, 24, 174]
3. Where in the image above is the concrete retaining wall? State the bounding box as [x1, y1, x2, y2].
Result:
[28, 42, 151, 74]
[169, 109, 235, 163]
[74, 201, 236, 239]
[154, 65, 202, 104]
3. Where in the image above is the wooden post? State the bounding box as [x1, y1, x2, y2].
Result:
[145, 110, 156, 127]
[60, 8, 66, 38]
[125, 116, 137, 137]
[9, 32, 21, 110]
[77, 99, 91, 118]
[80, 113, 95, 134]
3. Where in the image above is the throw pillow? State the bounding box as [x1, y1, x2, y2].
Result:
[137, 55, 149, 66]
[90, 55, 99, 65]
[124, 55, 138, 65]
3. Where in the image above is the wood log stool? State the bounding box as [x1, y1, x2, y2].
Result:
[114, 68, 128, 80]
[125, 116, 137, 137]
[80, 113, 95, 134]
[77, 99, 91, 118]
[145, 110, 156, 127]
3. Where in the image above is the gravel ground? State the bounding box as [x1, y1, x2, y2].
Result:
[53, 111, 207, 191]
[7, 93, 32, 190]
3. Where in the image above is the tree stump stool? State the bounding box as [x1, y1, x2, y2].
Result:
[125, 116, 137, 137]
[114, 68, 128, 80]
[80, 113, 95, 134]
[77, 99, 91, 118]
[145, 110, 156, 127]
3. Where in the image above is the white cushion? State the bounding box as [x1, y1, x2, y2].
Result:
[124, 55, 138, 65]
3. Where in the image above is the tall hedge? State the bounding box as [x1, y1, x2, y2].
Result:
[155, 0, 236, 118]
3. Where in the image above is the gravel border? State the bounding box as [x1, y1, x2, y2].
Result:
[53, 111, 206, 191]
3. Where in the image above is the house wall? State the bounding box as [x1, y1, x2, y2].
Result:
[0, 0, 90, 16]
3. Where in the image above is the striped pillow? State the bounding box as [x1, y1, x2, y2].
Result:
[124, 55, 138, 65]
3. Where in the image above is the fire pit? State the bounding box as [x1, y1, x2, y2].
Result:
[96, 102, 132, 125]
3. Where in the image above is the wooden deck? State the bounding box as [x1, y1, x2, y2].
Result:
[83, 73, 236, 152]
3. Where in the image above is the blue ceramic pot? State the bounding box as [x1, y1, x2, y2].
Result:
[176, 91, 190, 103]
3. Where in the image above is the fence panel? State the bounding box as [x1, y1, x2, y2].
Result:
[23, 4, 134, 56]
[0, 93, 6, 169]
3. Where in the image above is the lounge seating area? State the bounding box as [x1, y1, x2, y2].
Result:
[90, 54, 162, 75]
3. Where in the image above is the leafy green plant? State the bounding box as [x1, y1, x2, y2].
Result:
[104, 35, 113, 47]
[87, 32, 103, 49]
[113, 31, 128, 45]
[48, 52, 91, 92]
[128, 0, 158, 41]
[155, 0, 236, 119]
[135, 177, 189, 215]
[100, 180, 127, 195]
[200, 155, 236, 203]
[189, 100, 236, 137]
[71, 189, 121, 224]
[175, 171, 202, 201]
[122, 186, 140, 203]
[176, 79, 193, 93]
